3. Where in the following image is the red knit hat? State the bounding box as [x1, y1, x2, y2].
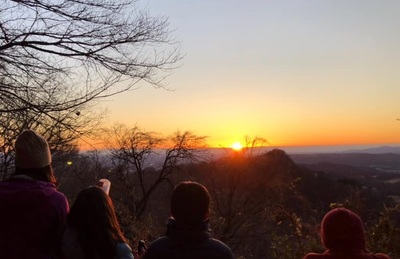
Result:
[321, 208, 366, 251]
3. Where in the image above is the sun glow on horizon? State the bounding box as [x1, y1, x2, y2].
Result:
[231, 142, 243, 151]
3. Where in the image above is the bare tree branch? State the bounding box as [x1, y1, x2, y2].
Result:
[102, 125, 207, 218]
[0, 0, 181, 118]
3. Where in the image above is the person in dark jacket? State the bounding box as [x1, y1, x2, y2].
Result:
[142, 181, 234, 259]
[0, 130, 69, 259]
[303, 207, 391, 259]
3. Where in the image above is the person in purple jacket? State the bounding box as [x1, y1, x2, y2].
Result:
[0, 130, 69, 259]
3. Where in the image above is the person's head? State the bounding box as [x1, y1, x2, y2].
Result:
[321, 208, 366, 251]
[68, 186, 126, 242]
[170, 181, 210, 224]
[14, 129, 56, 183]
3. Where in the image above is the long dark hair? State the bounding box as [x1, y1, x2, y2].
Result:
[67, 186, 127, 259]
[14, 165, 57, 184]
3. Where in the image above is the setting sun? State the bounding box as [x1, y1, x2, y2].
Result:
[231, 142, 243, 151]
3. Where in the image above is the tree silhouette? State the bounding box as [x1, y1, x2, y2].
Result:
[0, 0, 181, 118]
[103, 124, 206, 217]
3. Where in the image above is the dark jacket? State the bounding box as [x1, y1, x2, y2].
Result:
[143, 218, 234, 259]
[303, 208, 390, 259]
[0, 176, 69, 259]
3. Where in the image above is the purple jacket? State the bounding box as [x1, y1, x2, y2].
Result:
[0, 177, 69, 259]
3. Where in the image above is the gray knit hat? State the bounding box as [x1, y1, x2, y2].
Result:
[15, 130, 52, 168]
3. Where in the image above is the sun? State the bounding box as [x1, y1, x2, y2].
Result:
[231, 142, 243, 151]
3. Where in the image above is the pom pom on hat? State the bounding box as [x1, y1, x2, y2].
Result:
[15, 130, 52, 169]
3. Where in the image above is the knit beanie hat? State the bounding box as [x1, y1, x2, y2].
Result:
[15, 130, 52, 169]
[321, 208, 366, 251]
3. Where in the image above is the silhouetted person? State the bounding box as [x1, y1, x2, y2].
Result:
[62, 184, 134, 259]
[303, 208, 391, 259]
[143, 181, 234, 259]
[0, 129, 69, 259]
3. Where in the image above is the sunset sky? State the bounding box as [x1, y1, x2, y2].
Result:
[105, 0, 400, 148]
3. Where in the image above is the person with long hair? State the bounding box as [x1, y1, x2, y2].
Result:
[0, 129, 69, 258]
[62, 185, 134, 259]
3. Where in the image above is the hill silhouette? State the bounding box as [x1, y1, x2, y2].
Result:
[56, 148, 400, 259]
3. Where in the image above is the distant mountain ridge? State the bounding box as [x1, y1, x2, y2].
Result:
[273, 145, 400, 155]
[290, 152, 400, 174]
[344, 146, 400, 154]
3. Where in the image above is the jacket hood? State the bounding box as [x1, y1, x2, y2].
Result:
[321, 208, 366, 251]
[0, 177, 57, 207]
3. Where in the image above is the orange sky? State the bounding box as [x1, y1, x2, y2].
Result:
[100, 1, 400, 149]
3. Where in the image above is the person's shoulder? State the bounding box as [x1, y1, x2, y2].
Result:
[47, 188, 69, 213]
[303, 253, 325, 259]
[36, 181, 69, 211]
[52, 189, 68, 203]
[115, 242, 134, 259]
[373, 253, 391, 259]
[207, 238, 234, 259]
[144, 236, 233, 259]
[142, 236, 171, 258]
[34, 181, 65, 198]
[149, 236, 170, 245]
[208, 238, 232, 249]
[48, 187, 67, 199]
[146, 236, 171, 250]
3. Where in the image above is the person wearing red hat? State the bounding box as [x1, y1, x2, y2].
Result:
[303, 208, 391, 259]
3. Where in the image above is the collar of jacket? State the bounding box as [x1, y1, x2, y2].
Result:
[166, 217, 211, 242]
